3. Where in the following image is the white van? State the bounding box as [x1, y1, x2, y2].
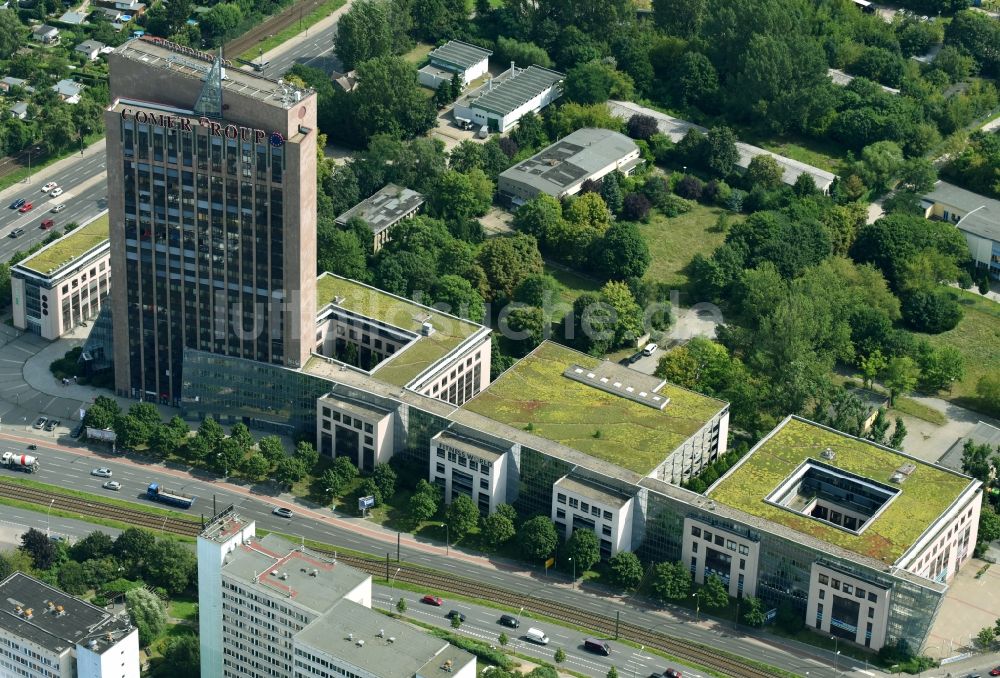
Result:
[525, 627, 549, 645]
[642, 343, 658, 357]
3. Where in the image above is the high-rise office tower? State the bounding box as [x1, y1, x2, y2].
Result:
[105, 37, 317, 404]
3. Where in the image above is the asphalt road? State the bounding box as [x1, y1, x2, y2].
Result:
[0, 433, 863, 678]
[373, 585, 701, 678]
[0, 150, 108, 264]
[259, 21, 343, 77]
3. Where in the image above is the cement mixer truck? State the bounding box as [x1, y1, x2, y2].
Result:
[1, 452, 39, 473]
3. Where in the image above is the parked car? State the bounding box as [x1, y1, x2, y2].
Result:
[9, 198, 25, 209]
[642, 343, 658, 357]
[446, 610, 466, 622]
[272, 506, 293, 518]
[19, 202, 33, 213]
[40, 218, 54, 230]
[70, 424, 83, 438]
[102, 480, 122, 491]
[51, 203, 66, 213]
[41, 182, 58, 193]
[49, 187, 63, 197]
[43, 419, 59, 432]
[421, 595, 443, 606]
[33, 417, 47, 429]
[498, 614, 520, 628]
[90, 467, 112, 478]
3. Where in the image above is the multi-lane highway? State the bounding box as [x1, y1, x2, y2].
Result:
[0, 432, 867, 678]
[0, 145, 107, 263]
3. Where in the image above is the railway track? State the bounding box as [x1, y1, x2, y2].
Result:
[0, 482, 785, 677]
[224, 0, 322, 61]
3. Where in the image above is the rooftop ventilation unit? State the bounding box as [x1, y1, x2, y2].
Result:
[821, 447, 836, 460]
[333, 296, 345, 305]
[421, 321, 435, 336]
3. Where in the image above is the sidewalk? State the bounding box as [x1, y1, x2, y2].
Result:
[253, 0, 353, 66]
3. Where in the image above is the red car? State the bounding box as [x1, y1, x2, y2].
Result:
[40, 218, 54, 230]
[18, 202, 33, 213]
[420, 595, 443, 606]
[664, 670, 682, 678]
[989, 667, 1000, 676]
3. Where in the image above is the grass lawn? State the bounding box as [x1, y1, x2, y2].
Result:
[913, 288, 1000, 402]
[637, 204, 739, 289]
[734, 128, 846, 174]
[542, 262, 601, 319]
[168, 597, 199, 623]
[891, 396, 948, 426]
[404, 42, 434, 65]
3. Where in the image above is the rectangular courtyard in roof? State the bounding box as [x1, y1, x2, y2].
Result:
[311, 273, 486, 388]
[461, 340, 727, 475]
[708, 416, 976, 563]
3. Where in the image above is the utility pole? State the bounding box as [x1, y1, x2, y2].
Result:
[386, 553, 390, 581]
[615, 610, 620, 639]
[397, 531, 401, 562]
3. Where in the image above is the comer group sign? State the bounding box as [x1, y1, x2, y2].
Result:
[120, 107, 284, 146]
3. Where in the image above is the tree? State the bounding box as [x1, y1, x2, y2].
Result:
[258, 436, 286, 465]
[354, 56, 437, 141]
[57, 561, 88, 594]
[318, 227, 369, 280]
[150, 417, 188, 457]
[608, 551, 644, 591]
[446, 494, 480, 540]
[627, 114, 659, 141]
[600, 171, 624, 216]
[884, 357, 919, 405]
[481, 512, 516, 548]
[961, 439, 997, 483]
[197, 416, 225, 451]
[607, 666, 619, 678]
[745, 155, 783, 191]
[514, 274, 561, 307]
[494, 37, 553, 69]
[673, 51, 718, 107]
[161, 634, 199, 676]
[595, 221, 650, 280]
[977, 626, 996, 650]
[275, 457, 307, 488]
[977, 372, 1000, 413]
[114, 528, 155, 576]
[241, 453, 271, 483]
[742, 595, 766, 627]
[705, 126, 739, 177]
[918, 345, 965, 392]
[564, 60, 634, 104]
[333, 456, 360, 484]
[371, 463, 397, 499]
[698, 574, 730, 609]
[622, 193, 652, 222]
[651, 561, 691, 601]
[20, 528, 56, 569]
[859, 349, 888, 390]
[71, 531, 114, 562]
[333, 0, 396, 70]
[126, 588, 167, 647]
[295, 441, 320, 471]
[477, 234, 544, 301]
[427, 169, 494, 225]
[199, 2, 243, 43]
[520, 516, 558, 560]
[565, 529, 600, 573]
[396, 597, 407, 613]
[409, 488, 440, 523]
[978, 506, 1000, 545]
[899, 158, 937, 194]
[888, 417, 908, 450]
[901, 288, 963, 334]
[513, 194, 563, 245]
[0, 9, 22, 60]
[144, 539, 197, 595]
[600, 281, 645, 349]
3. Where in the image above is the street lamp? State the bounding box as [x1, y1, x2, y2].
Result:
[389, 566, 401, 610]
[439, 522, 449, 556]
[217, 452, 227, 478]
[568, 557, 575, 588]
[691, 592, 700, 622]
[830, 636, 839, 674]
[45, 499, 55, 537]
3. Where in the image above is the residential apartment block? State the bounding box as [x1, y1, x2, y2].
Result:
[197, 508, 474, 678]
[0, 572, 139, 678]
[10, 214, 111, 340]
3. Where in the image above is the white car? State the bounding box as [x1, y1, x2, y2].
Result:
[102, 480, 121, 491]
[90, 467, 112, 478]
[49, 187, 63, 197]
[51, 204, 66, 213]
[41, 182, 58, 193]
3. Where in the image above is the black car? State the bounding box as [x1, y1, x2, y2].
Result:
[9, 198, 25, 210]
[446, 610, 466, 622]
[498, 615, 520, 628]
[70, 424, 83, 438]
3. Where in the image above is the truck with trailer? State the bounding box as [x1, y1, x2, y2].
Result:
[1, 452, 39, 473]
[146, 482, 194, 509]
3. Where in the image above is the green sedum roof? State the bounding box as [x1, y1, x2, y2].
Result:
[461, 341, 726, 475]
[21, 213, 109, 275]
[314, 273, 484, 388]
[709, 417, 974, 563]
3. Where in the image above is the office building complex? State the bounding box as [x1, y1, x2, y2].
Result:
[922, 180, 1000, 280]
[10, 213, 111, 340]
[105, 36, 318, 404]
[0, 572, 139, 678]
[197, 509, 474, 678]
[335, 184, 425, 252]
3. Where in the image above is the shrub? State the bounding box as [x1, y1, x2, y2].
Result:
[675, 175, 704, 201]
[621, 193, 652, 222]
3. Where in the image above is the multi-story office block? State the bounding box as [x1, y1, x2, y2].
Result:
[0, 572, 139, 678]
[10, 214, 111, 340]
[105, 36, 317, 404]
[430, 431, 510, 513]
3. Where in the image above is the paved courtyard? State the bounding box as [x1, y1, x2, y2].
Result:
[923, 557, 1000, 660]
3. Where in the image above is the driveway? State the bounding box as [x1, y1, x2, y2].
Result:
[896, 394, 1000, 463]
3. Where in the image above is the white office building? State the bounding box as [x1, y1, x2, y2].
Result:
[430, 431, 510, 514]
[0, 572, 139, 678]
[553, 474, 635, 558]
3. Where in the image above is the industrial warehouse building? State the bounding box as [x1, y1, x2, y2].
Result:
[452, 64, 564, 134]
[497, 128, 642, 205]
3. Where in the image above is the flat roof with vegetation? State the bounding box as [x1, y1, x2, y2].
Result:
[461, 341, 727, 475]
[313, 273, 485, 387]
[709, 417, 974, 563]
[20, 213, 109, 276]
